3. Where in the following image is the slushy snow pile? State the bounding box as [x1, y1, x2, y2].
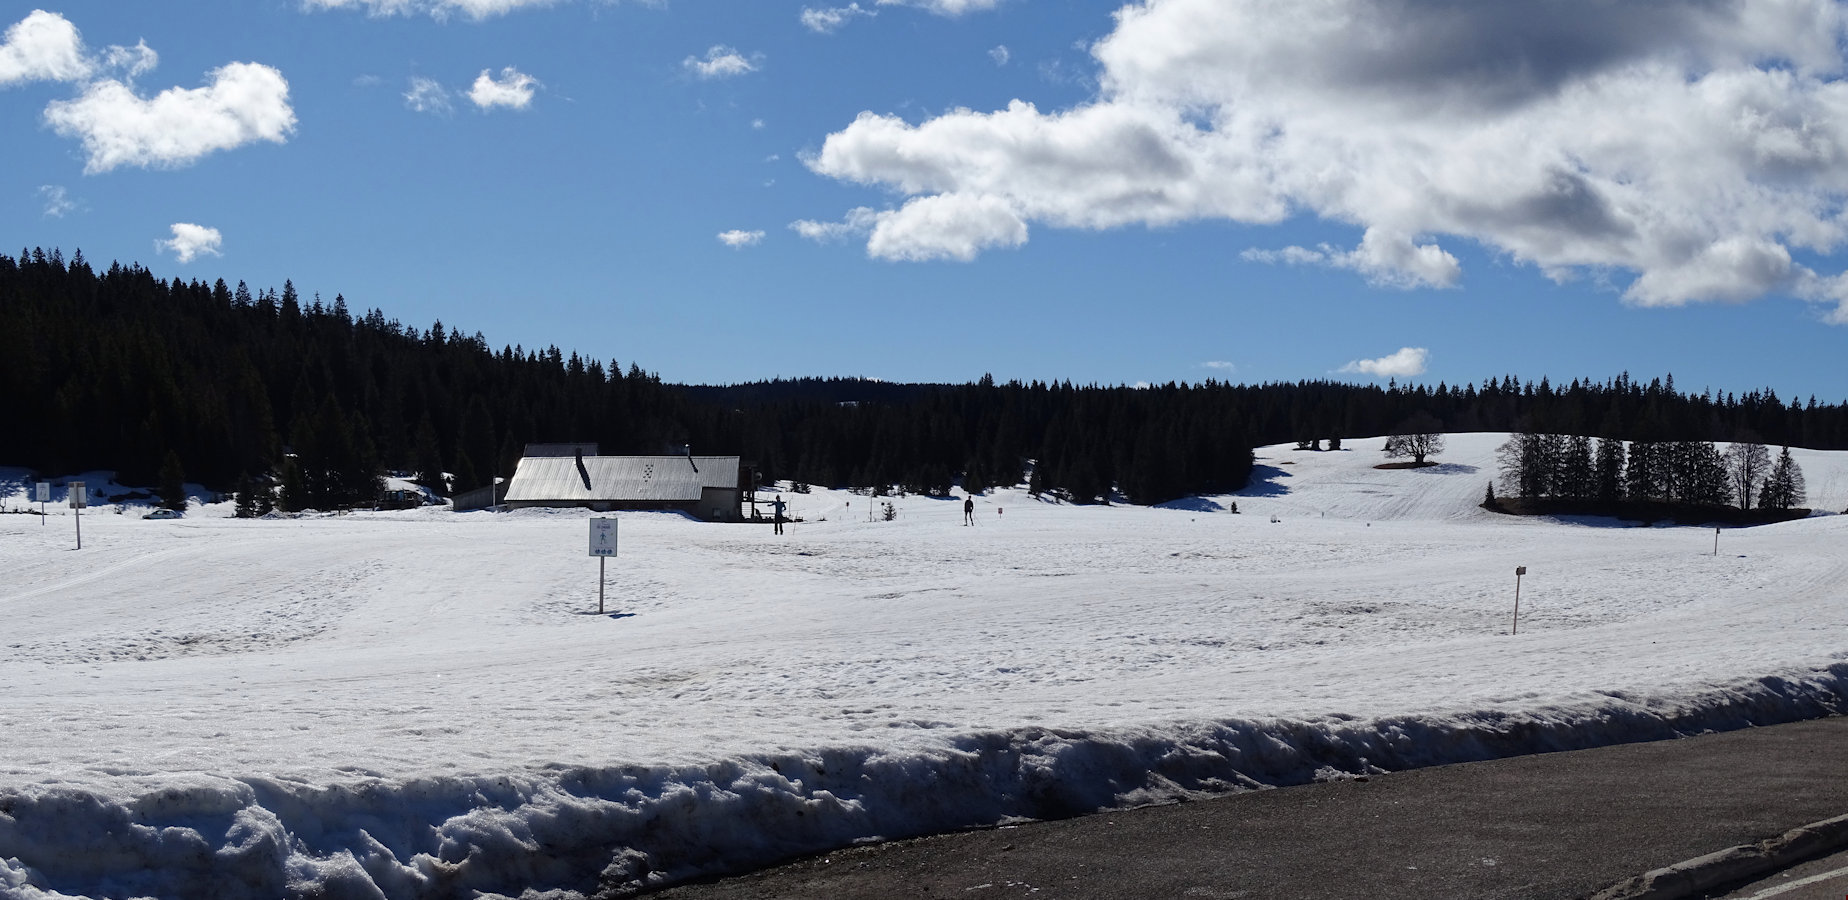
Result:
[2, 434, 1846, 898]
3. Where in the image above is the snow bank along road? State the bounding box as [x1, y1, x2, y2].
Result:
[2, 434, 1846, 898]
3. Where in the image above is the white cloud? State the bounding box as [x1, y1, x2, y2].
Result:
[43, 62, 296, 174]
[302, 0, 562, 21]
[1340, 347, 1429, 379]
[1201, 360, 1236, 372]
[800, 3, 875, 34]
[38, 185, 76, 217]
[751, 118, 765, 130]
[989, 45, 1009, 67]
[801, 0, 1848, 315]
[1244, 228, 1460, 289]
[867, 194, 1028, 261]
[0, 10, 92, 86]
[875, 0, 1001, 16]
[790, 197, 1027, 261]
[717, 229, 766, 248]
[684, 46, 758, 80]
[403, 76, 451, 113]
[1794, 269, 1848, 325]
[468, 66, 538, 110]
[157, 223, 223, 263]
[101, 40, 157, 79]
[791, 206, 882, 243]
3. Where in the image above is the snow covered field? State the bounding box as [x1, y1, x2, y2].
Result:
[3, 433, 1847, 899]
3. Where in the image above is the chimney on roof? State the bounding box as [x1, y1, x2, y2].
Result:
[685, 443, 699, 473]
[575, 449, 592, 490]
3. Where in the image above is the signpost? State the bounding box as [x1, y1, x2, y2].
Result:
[1511, 566, 1526, 635]
[1714, 526, 1721, 557]
[69, 481, 87, 549]
[35, 482, 49, 525]
[589, 517, 617, 614]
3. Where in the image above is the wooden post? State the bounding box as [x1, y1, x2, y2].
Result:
[598, 556, 606, 615]
[71, 481, 85, 550]
[1713, 526, 1720, 557]
[1512, 566, 1526, 635]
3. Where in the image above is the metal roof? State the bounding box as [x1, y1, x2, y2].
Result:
[523, 442, 600, 458]
[503, 455, 740, 503]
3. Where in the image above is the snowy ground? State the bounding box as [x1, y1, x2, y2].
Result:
[3, 434, 1846, 899]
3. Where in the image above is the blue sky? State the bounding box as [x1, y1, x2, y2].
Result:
[5, 0, 1848, 399]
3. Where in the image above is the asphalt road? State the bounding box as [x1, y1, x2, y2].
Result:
[643, 716, 1848, 900]
[1715, 848, 1848, 900]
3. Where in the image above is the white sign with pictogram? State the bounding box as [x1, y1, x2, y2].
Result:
[589, 518, 617, 557]
[588, 518, 618, 615]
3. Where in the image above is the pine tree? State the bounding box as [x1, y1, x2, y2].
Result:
[158, 451, 187, 511]
[413, 415, 446, 494]
[280, 457, 307, 512]
[234, 474, 257, 518]
[1681, 441, 1731, 508]
[1594, 437, 1625, 503]
[1760, 446, 1807, 510]
[962, 458, 988, 496]
[1558, 434, 1595, 500]
[1626, 441, 1660, 502]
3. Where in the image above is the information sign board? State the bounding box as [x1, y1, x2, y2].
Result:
[69, 481, 86, 509]
[35, 482, 49, 503]
[589, 518, 617, 557]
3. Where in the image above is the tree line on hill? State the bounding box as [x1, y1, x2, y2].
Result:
[1492, 431, 1807, 519]
[5, 247, 1848, 510]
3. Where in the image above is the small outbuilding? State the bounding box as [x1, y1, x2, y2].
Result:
[501, 449, 746, 521]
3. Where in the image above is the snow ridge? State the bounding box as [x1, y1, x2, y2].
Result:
[4, 662, 1844, 899]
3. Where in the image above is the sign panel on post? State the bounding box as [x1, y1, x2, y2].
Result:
[35, 482, 49, 503]
[589, 518, 617, 615]
[589, 518, 617, 557]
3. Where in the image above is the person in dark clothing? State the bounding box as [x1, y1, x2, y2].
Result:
[773, 495, 787, 535]
[963, 496, 975, 526]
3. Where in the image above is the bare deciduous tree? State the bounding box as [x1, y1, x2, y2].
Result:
[1385, 412, 1445, 465]
[1721, 437, 1770, 510]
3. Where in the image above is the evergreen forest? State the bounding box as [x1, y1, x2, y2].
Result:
[6, 248, 1848, 509]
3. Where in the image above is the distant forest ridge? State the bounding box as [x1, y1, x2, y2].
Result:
[6, 247, 1848, 506]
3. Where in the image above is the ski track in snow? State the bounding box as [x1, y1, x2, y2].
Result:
[1, 434, 1846, 898]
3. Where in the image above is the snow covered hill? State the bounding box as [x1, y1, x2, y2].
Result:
[2, 435, 1845, 898]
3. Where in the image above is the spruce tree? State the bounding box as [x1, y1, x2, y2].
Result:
[1594, 437, 1625, 503]
[1626, 441, 1660, 502]
[158, 451, 187, 511]
[962, 458, 988, 496]
[1761, 446, 1807, 510]
[1681, 441, 1731, 508]
[234, 474, 257, 518]
[413, 415, 446, 494]
[280, 457, 307, 512]
[1558, 434, 1594, 500]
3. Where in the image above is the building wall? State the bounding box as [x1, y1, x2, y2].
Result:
[504, 498, 720, 519]
[699, 486, 742, 522]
